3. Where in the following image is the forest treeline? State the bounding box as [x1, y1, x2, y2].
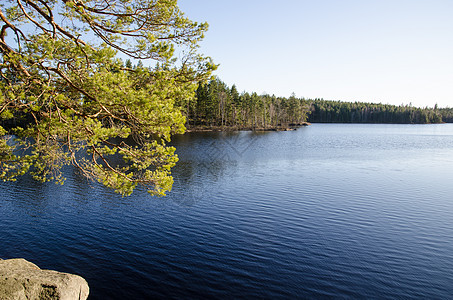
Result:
[438, 108, 453, 123]
[184, 78, 308, 130]
[183, 78, 451, 129]
[307, 100, 443, 124]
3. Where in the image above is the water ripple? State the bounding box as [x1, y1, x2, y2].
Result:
[2, 124, 453, 298]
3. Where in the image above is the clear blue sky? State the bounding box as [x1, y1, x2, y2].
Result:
[178, 0, 453, 108]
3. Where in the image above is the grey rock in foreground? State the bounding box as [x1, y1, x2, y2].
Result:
[0, 258, 89, 300]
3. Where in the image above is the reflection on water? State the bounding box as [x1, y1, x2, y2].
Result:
[2, 124, 453, 299]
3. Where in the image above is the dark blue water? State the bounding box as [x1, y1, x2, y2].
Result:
[2, 124, 453, 299]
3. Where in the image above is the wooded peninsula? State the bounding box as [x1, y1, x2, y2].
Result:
[183, 77, 453, 130]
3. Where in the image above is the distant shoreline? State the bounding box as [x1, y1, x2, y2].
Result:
[185, 122, 311, 133]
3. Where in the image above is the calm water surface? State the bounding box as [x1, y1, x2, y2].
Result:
[2, 124, 453, 299]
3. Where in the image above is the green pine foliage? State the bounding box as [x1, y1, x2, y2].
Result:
[0, 0, 215, 196]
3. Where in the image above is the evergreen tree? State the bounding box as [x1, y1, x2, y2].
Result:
[0, 0, 216, 196]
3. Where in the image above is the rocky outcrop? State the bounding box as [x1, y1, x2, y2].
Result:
[0, 258, 89, 300]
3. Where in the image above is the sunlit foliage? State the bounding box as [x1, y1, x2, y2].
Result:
[0, 0, 215, 196]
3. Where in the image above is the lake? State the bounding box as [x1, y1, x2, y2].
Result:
[1, 124, 453, 299]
